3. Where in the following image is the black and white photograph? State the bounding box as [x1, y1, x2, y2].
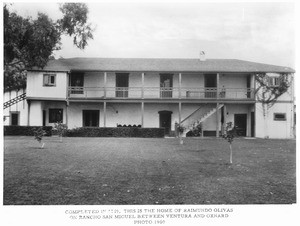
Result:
[1, 0, 299, 225]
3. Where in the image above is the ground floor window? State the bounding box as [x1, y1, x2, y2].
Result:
[10, 111, 19, 126]
[274, 113, 286, 121]
[83, 110, 100, 127]
[49, 109, 63, 123]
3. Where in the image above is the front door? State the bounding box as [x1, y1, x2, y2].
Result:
[159, 111, 172, 135]
[116, 73, 129, 97]
[234, 114, 247, 136]
[83, 110, 99, 127]
[204, 74, 217, 98]
[160, 74, 173, 98]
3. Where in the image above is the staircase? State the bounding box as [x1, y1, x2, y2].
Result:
[180, 104, 224, 137]
[3, 93, 26, 109]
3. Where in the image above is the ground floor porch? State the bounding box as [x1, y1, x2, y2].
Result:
[27, 100, 257, 137]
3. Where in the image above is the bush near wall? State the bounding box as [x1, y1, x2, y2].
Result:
[4, 126, 52, 136]
[65, 127, 165, 138]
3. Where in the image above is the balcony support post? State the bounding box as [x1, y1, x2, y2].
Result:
[178, 102, 182, 124]
[216, 102, 220, 137]
[103, 101, 106, 127]
[141, 102, 144, 128]
[104, 72, 107, 99]
[66, 101, 69, 127]
[216, 73, 220, 99]
[179, 73, 182, 99]
[27, 100, 31, 126]
[222, 104, 226, 135]
[142, 72, 145, 99]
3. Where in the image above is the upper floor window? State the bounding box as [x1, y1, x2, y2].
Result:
[43, 74, 56, 86]
[268, 76, 281, 87]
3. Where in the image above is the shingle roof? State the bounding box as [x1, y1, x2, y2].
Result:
[34, 57, 295, 73]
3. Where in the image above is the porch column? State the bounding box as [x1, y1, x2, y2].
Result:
[179, 73, 182, 99]
[141, 102, 144, 128]
[104, 72, 107, 99]
[66, 72, 70, 98]
[103, 101, 106, 127]
[223, 104, 227, 132]
[66, 101, 69, 127]
[27, 100, 31, 126]
[141, 72, 145, 99]
[216, 103, 219, 137]
[178, 102, 182, 125]
[216, 73, 220, 98]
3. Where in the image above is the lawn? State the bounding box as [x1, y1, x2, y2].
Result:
[3, 136, 296, 205]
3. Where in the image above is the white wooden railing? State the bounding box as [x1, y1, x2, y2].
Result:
[68, 87, 255, 99]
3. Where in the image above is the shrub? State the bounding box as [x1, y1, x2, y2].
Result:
[65, 127, 165, 138]
[4, 126, 52, 136]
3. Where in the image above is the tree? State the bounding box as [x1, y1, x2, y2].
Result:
[54, 122, 68, 142]
[33, 127, 46, 149]
[222, 122, 237, 164]
[3, 3, 94, 91]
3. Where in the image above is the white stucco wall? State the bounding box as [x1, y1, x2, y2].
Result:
[29, 101, 43, 126]
[3, 89, 28, 126]
[255, 102, 294, 139]
[254, 73, 294, 138]
[27, 71, 67, 99]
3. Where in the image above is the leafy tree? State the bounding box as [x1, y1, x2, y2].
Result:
[222, 122, 237, 164]
[3, 3, 94, 91]
[33, 127, 46, 149]
[54, 122, 68, 142]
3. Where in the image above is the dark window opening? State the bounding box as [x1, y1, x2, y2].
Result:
[43, 74, 56, 86]
[116, 73, 129, 97]
[10, 112, 19, 126]
[160, 74, 173, 98]
[70, 72, 84, 94]
[83, 110, 100, 127]
[274, 113, 286, 121]
[49, 109, 63, 123]
[204, 74, 217, 98]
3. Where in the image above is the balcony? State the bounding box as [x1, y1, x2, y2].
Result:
[68, 87, 255, 100]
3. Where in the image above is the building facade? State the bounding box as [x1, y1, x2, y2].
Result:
[4, 57, 295, 139]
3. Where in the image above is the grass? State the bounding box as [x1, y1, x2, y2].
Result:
[3, 136, 296, 205]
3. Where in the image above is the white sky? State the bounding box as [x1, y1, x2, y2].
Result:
[8, 1, 295, 68]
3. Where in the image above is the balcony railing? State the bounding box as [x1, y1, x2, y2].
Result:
[68, 87, 255, 100]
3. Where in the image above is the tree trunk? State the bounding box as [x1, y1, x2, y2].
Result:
[179, 134, 183, 144]
[229, 144, 232, 164]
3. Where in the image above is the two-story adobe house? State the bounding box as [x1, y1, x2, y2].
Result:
[4, 56, 295, 139]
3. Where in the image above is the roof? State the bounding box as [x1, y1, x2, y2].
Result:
[32, 57, 295, 73]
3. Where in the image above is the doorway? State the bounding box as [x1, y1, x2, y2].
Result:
[116, 73, 129, 97]
[43, 110, 46, 126]
[83, 110, 100, 127]
[160, 74, 173, 98]
[234, 114, 247, 136]
[10, 112, 19, 126]
[204, 74, 217, 98]
[159, 111, 172, 135]
[251, 112, 255, 137]
[70, 72, 84, 94]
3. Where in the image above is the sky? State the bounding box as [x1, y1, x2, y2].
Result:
[8, 1, 296, 68]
